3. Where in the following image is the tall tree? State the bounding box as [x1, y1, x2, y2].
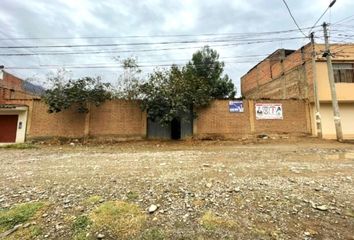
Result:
[184, 46, 236, 99]
[138, 46, 236, 125]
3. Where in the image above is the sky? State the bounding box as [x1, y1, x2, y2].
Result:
[0, 0, 353, 95]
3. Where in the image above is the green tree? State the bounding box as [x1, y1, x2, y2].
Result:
[138, 46, 236, 125]
[42, 72, 112, 113]
[184, 46, 236, 99]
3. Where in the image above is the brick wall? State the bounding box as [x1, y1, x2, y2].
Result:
[195, 100, 251, 138]
[241, 45, 314, 100]
[0, 71, 23, 92]
[194, 99, 311, 139]
[28, 100, 86, 139]
[253, 100, 310, 134]
[24, 100, 146, 140]
[2, 98, 310, 140]
[89, 100, 146, 138]
[0, 71, 41, 102]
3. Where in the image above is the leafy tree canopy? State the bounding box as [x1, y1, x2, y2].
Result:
[42, 47, 235, 122]
[138, 46, 236, 124]
[184, 46, 235, 99]
[42, 72, 112, 113]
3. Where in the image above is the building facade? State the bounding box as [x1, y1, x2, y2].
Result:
[241, 43, 354, 139]
[0, 69, 42, 143]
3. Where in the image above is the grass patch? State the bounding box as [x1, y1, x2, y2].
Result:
[90, 201, 146, 239]
[72, 215, 92, 240]
[141, 228, 165, 240]
[4, 225, 43, 240]
[0, 143, 37, 150]
[29, 225, 42, 237]
[200, 211, 238, 231]
[0, 202, 44, 232]
[84, 195, 102, 205]
[126, 191, 139, 201]
[73, 215, 91, 232]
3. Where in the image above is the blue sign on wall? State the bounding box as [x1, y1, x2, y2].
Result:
[229, 101, 244, 113]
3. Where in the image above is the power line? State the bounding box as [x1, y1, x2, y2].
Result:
[308, 0, 337, 35]
[332, 14, 354, 25]
[3, 51, 314, 70]
[0, 27, 321, 41]
[4, 61, 258, 70]
[281, 0, 308, 37]
[0, 36, 309, 49]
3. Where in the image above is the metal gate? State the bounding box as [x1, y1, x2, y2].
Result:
[0, 115, 18, 142]
[147, 113, 193, 140]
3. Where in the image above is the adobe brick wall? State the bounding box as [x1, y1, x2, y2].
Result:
[89, 100, 146, 138]
[194, 99, 311, 139]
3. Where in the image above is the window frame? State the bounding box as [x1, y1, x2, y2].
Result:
[332, 62, 354, 83]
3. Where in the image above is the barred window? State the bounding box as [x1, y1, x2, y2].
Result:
[333, 63, 354, 83]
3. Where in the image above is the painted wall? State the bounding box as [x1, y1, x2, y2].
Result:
[316, 61, 354, 102]
[319, 103, 354, 139]
[0, 106, 28, 143]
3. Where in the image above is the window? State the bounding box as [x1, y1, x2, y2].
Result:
[333, 63, 354, 83]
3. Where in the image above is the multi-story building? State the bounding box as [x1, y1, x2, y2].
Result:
[241, 43, 354, 139]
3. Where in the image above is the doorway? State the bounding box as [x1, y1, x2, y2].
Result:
[171, 118, 181, 140]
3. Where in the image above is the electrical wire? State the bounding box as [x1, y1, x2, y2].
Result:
[0, 26, 321, 41]
[281, 0, 308, 37]
[308, 0, 336, 36]
[0, 36, 309, 49]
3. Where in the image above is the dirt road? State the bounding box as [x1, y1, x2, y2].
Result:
[0, 137, 353, 239]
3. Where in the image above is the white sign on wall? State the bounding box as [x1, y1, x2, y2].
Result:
[255, 103, 283, 120]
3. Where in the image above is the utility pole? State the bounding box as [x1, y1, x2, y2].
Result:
[322, 22, 343, 141]
[310, 32, 322, 138]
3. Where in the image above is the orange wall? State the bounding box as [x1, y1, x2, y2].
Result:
[196, 100, 251, 138]
[28, 101, 86, 138]
[25, 100, 146, 139]
[89, 100, 146, 138]
[195, 100, 311, 138]
[3, 99, 311, 140]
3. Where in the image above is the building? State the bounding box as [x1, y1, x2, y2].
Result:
[0, 69, 43, 143]
[241, 43, 354, 139]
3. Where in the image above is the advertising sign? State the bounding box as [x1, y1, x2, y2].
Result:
[255, 103, 283, 120]
[229, 101, 244, 113]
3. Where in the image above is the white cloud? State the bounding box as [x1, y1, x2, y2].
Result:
[0, 0, 353, 94]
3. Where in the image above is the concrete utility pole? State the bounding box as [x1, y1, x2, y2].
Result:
[310, 33, 322, 138]
[322, 22, 343, 141]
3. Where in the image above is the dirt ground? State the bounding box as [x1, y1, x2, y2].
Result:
[0, 137, 353, 240]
